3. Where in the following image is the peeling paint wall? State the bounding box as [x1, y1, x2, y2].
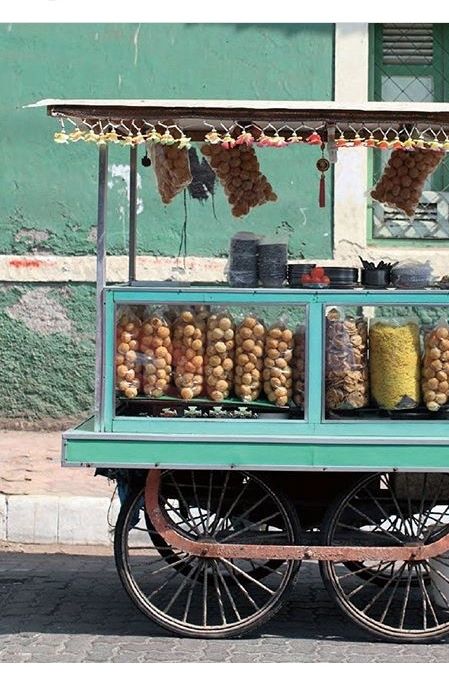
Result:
[0, 23, 335, 424]
[1, 284, 96, 425]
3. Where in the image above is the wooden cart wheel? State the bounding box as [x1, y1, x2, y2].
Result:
[114, 470, 301, 638]
[143, 500, 284, 584]
[320, 472, 449, 643]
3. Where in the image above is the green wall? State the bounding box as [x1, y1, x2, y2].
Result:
[0, 23, 335, 424]
[1, 23, 334, 259]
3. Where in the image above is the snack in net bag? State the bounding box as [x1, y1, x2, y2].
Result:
[201, 143, 277, 217]
[115, 307, 142, 398]
[149, 139, 192, 205]
[369, 318, 421, 410]
[371, 148, 443, 217]
[325, 308, 369, 410]
[263, 320, 294, 407]
[140, 309, 172, 398]
[292, 326, 306, 408]
[172, 307, 207, 399]
[204, 310, 235, 401]
[422, 321, 449, 411]
[234, 314, 266, 402]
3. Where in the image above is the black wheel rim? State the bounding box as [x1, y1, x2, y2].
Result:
[321, 472, 449, 642]
[116, 470, 301, 638]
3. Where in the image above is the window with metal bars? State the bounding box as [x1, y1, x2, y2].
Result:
[370, 23, 449, 240]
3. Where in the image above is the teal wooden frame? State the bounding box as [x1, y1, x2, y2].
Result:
[62, 285, 449, 470]
[105, 284, 449, 435]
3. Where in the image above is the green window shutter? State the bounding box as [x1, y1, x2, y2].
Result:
[370, 23, 449, 240]
[382, 24, 433, 65]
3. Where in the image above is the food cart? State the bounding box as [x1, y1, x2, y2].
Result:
[31, 98, 449, 642]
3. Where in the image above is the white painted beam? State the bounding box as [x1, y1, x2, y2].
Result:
[333, 24, 370, 263]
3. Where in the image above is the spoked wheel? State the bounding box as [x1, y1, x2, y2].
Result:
[114, 470, 301, 638]
[320, 472, 449, 643]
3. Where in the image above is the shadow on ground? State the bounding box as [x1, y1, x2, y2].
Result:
[0, 551, 368, 642]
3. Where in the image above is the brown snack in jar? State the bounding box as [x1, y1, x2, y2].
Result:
[263, 322, 294, 407]
[422, 323, 449, 411]
[140, 312, 172, 398]
[205, 312, 235, 401]
[115, 309, 142, 398]
[172, 307, 206, 398]
[292, 326, 306, 408]
[326, 308, 369, 410]
[234, 315, 266, 402]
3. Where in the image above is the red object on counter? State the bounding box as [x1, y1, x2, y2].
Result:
[301, 266, 329, 285]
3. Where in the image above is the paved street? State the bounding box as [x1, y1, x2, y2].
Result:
[1, 545, 449, 663]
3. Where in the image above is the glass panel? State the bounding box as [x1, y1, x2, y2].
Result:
[324, 304, 449, 421]
[114, 302, 307, 420]
[381, 75, 434, 102]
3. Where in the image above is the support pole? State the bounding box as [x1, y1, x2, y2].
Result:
[94, 144, 108, 429]
[128, 144, 138, 282]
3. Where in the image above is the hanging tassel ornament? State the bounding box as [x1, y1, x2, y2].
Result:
[316, 144, 330, 208]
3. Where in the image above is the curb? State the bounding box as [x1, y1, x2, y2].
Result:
[0, 493, 120, 546]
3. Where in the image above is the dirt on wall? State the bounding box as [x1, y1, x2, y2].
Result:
[1, 283, 96, 428]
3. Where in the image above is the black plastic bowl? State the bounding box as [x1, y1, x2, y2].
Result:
[322, 267, 359, 282]
[287, 263, 315, 286]
[361, 268, 390, 288]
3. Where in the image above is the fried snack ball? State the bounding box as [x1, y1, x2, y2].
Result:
[116, 310, 142, 398]
[263, 324, 294, 407]
[173, 308, 206, 398]
[139, 313, 172, 398]
[423, 325, 449, 411]
[292, 327, 306, 408]
[371, 148, 443, 217]
[234, 316, 266, 402]
[200, 143, 277, 218]
[150, 135, 193, 205]
[205, 312, 235, 401]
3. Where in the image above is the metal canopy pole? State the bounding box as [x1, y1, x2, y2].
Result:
[128, 145, 138, 282]
[94, 144, 108, 429]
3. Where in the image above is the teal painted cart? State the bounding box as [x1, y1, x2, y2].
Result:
[36, 99, 449, 642]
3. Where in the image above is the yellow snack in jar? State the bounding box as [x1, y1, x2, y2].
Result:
[370, 320, 421, 410]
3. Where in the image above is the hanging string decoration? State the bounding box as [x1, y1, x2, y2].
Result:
[51, 112, 449, 217]
[316, 144, 330, 208]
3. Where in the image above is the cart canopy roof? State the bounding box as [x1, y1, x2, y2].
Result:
[28, 99, 449, 141]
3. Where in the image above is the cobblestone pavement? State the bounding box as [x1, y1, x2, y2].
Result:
[1, 545, 449, 663]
